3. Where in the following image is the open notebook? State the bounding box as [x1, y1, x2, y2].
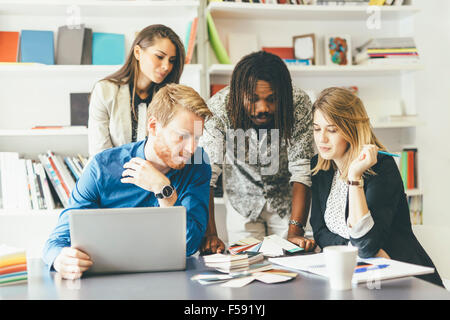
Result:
[269, 253, 434, 284]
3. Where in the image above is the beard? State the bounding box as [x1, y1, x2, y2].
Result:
[153, 135, 186, 170]
[249, 112, 275, 130]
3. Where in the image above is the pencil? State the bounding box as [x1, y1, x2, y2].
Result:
[378, 150, 400, 158]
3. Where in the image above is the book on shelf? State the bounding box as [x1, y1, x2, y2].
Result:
[81, 28, 93, 65]
[210, 84, 228, 97]
[355, 37, 420, 65]
[0, 31, 20, 62]
[262, 47, 294, 59]
[0, 151, 88, 211]
[70, 93, 90, 127]
[0, 245, 27, 286]
[19, 30, 55, 65]
[56, 25, 86, 65]
[92, 32, 125, 65]
[207, 12, 231, 64]
[392, 148, 418, 191]
[408, 194, 422, 225]
[284, 59, 311, 66]
[317, 0, 370, 5]
[185, 17, 198, 64]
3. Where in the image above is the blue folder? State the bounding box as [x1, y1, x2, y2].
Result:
[92, 32, 125, 65]
[20, 30, 55, 65]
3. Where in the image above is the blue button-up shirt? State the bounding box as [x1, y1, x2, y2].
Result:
[42, 139, 211, 270]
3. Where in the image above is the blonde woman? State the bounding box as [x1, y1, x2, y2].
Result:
[310, 87, 443, 287]
[88, 24, 185, 157]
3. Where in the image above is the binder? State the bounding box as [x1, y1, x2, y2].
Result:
[19, 30, 54, 65]
[56, 25, 85, 65]
[0, 31, 20, 62]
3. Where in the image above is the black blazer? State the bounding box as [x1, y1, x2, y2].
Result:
[310, 153, 443, 287]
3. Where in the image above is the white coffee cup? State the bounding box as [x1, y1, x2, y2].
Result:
[323, 245, 358, 290]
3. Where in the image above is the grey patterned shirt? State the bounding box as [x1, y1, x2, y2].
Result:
[200, 86, 314, 221]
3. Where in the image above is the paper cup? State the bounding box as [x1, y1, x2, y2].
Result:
[323, 245, 358, 290]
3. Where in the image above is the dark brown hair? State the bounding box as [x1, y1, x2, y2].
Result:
[227, 51, 294, 144]
[102, 24, 185, 120]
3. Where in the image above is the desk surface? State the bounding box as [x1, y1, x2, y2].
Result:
[1, 256, 449, 300]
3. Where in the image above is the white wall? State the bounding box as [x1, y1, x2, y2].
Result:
[413, 0, 450, 227]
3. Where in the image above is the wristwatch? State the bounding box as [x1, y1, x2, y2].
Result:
[288, 220, 304, 229]
[155, 185, 175, 199]
[347, 178, 364, 188]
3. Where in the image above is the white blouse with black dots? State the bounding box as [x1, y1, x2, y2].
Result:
[324, 170, 375, 240]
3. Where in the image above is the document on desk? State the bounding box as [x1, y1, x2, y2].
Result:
[269, 254, 435, 283]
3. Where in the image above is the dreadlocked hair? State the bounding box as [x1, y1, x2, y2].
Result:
[227, 50, 294, 145]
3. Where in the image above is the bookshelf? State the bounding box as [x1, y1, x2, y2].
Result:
[207, 1, 419, 21]
[206, 1, 424, 227]
[0, 0, 207, 257]
[209, 63, 424, 77]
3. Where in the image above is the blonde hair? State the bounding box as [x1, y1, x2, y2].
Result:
[146, 83, 212, 131]
[312, 87, 386, 179]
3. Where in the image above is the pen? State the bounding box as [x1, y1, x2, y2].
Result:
[354, 264, 389, 273]
[378, 151, 400, 158]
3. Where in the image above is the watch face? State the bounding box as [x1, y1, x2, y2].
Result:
[162, 185, 173, 198]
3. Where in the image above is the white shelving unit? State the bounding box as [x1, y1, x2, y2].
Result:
[206, 1, 424, 230]
[0, 0, 206, 257]
[209, 63, 424, 77]
[207, 1, 419, 20]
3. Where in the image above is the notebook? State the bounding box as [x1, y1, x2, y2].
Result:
[0, 31, 20, 62]
[269, 253, 435, 284]
[70, 92, 90, 126]
[19, 30, 54, 65]
[92, 32, 125, 65]
[69, 207, 186, 273]
[56, 25, 85, 65]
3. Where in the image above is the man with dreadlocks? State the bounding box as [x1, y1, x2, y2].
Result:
[200, 51, 316, 254]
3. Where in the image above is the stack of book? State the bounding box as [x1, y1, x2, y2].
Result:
[356, 37, 419, 65]
[203, 252, 264, 273]
[0, 245, 27, 286]
[0, 151, 88, 210]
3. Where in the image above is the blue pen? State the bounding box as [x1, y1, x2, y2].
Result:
[378, 151, 400, 158]
[354, 264, 389, 273]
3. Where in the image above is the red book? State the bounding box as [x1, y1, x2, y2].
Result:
[210, 84, 227, 97]
[0, 31, 20, 62]
[407, 150, 415, 189]
[47, 152, 70, 198]
[0, 263, 27, 276]
[185, 17, 198, 64]
[262, 47, 294, 59]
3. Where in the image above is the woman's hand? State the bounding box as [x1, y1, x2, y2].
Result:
[348, 144, 378, 180]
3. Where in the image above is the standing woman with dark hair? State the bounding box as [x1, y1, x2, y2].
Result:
[88, 24, 185, 157]
[200, 51, 315, 254]
[310, 87, 443, 287]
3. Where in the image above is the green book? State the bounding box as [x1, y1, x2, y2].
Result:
[401, 151, 408, 189]
[207, 12, 231, 64]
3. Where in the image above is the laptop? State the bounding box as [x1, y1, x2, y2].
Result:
[69, 207, 186, 274]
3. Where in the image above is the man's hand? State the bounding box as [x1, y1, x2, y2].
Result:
[288, 235, 316, 252]
[53, 247, 93, 280]
[200, 234, 226, 255]
[121, 157, 170, 193]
